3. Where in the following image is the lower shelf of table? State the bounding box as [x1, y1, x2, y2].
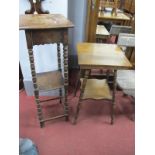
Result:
[80, 79, 112, 100]
[36, 70, 64, 91]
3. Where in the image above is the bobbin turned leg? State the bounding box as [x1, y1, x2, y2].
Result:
[111, 69, 117, 125]
[63, 44, 69, 121]
[28, 49, 44, 128]
[57, 43, 63, 104]
[73, 70, 90, 124]
[74, 69, 82, 97]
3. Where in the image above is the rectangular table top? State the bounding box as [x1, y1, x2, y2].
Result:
[96, 25, 110, 36]
[77, 43, 132, 69]
[19, 14, 74, 30]
[98, 11, 130, 21]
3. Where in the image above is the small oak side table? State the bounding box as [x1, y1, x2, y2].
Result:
[73, 43, 132, 124]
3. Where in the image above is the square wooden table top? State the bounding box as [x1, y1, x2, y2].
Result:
[19, 14, 74, 30]
[98, 11, 130, 21]
[77, 43, 132, 69]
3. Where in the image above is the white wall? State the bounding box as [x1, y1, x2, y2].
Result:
[68, 0, 87, 68]
[19, 0, 68, 96]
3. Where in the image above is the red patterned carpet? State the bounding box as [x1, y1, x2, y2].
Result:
[19, 78, 134, 155]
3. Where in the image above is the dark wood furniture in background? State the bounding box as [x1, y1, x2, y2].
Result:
[99, 0, 120, 16]
[123, 0, 135, 15]
[85, 0, 100, 42]
[99, 0, 135, 15]
[85, 0, 134, 42]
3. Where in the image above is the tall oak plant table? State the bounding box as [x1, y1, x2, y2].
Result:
[19, 14, 74, 128]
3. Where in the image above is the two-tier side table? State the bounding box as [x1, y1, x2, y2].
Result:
[73, 43, 132, 124]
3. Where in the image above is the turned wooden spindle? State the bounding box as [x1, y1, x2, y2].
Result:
[73, 70, 90, 124]
[111, 69, 117, 124]
[25, 0, 49, 14]
[63, 43, 69, 121]
[28, 49, 44, 127]
[57, 43, 63, 104]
